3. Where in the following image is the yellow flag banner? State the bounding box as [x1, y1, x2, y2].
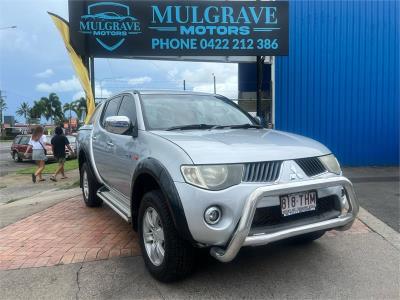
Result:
[48, 12, 95, 124]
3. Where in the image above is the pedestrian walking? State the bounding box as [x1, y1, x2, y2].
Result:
[50, 126, 74, 182]
[24, 126, 48, 183]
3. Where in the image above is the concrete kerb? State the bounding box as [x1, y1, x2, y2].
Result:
[357, 206, 400, 251]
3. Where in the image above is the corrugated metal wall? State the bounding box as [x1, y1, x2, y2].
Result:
[275, 0, 399, 166]
[239, 64, 271, 94]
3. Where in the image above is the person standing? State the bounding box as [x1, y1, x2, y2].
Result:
[24, 126, 48, 183]
[50, 126, 74, 182]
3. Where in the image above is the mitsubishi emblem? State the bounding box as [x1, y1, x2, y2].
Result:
[289, 165, 303, 181]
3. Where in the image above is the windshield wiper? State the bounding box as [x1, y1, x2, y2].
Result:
[166, 124, 217, 131]
[213, 124, 263, 129]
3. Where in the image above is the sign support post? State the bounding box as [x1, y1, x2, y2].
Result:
[256, 56, 265, 119]
[89, 57, 95, 102]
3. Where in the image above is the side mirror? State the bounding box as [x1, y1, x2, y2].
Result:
[105, 116, 132, 135]
[254, 116, 262, 126]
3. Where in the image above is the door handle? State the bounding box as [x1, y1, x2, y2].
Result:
[92, 136, 97, 141]
[106, 141, 114, 147]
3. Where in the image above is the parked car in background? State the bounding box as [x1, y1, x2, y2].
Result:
[10, 135, 31, 162]
[11, 134, 76, 162]
[66, 135, 77, 159]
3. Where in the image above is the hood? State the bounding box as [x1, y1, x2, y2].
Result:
[152, 129, 331, 164]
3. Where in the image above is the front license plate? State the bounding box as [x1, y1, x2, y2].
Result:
[280, 191, 317, 217]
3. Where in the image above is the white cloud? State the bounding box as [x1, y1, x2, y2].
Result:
[72, 91, 85, 101]
[163, 62, 238, 99]
[127, 76, 152, 86]
[0, 30, 35, 52]
[35, 68, 54, 78]
[72, 83, 113, 100]
[36, 76, 81, 93]
[36, 75, 112, 101]
[95, 86, 113, 99]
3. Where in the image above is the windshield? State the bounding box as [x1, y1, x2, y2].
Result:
[140, 94, 254, 130]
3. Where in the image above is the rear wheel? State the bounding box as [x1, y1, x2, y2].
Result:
[13, 151, 22, 162]
[81, 162, 102, 207]
[138, 190, 195, 282]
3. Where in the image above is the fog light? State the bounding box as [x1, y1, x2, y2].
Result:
[204, 206, 222, 225]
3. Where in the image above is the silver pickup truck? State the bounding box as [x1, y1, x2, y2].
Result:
[77, 90, 359, 282]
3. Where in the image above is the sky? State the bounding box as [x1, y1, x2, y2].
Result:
[0, 0, 238, 121]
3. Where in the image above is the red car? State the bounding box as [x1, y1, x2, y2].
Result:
[10, 134, 74, 162]
[10, 135, 33, 162]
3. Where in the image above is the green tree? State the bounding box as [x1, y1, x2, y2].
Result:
[29, 100, 44, 119]
[0, 97, 7, 135]
[72, 97, 87, 121]
[63, 102, 78, 129]
[16, 102, 31, 123]
[37, 93, 64, 124]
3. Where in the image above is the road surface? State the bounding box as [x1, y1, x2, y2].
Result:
[0, 141, 35, 177]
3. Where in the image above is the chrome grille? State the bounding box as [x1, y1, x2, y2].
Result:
[295, 157, 327, 177]
[242, 161, 282, 182]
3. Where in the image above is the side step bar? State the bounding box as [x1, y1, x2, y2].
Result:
[97, 187, 131, 222]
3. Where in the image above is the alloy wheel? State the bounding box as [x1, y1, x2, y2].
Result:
[142, 207, 165, 266]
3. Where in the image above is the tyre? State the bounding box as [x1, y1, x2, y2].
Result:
[80, 162, 102, 207]
[138, 190, 195, 282]
[13, 151, 22, 162]
[289, 230, 325, 244]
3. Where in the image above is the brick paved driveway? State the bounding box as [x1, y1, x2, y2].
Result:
[0, 197, 140, 270]
[0, 196, 369, 271]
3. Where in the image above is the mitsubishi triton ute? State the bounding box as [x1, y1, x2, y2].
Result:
[77, 91, 359, 282]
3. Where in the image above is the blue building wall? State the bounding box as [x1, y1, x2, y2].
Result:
[275, 0, 399, 166]
[239, 64, 271, 95]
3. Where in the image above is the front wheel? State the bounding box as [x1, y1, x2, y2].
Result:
[80, 162, 102, 207]
[138, 190, 195, 282]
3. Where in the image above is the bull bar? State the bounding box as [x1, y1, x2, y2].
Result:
[210, 176, 359, 263]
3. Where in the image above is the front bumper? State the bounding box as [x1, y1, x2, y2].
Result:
[209, 176, 359, 262]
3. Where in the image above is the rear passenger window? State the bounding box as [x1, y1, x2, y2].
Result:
[118, 95, 137, 124]
[101, 97, 121, 127]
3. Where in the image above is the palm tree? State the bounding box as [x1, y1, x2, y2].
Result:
[0, 97, 7, 135]
[16, 102, 31, 123]
[72, 97, 87, 121]
[39, 97, 52, 122]
[49, 93, 64, 124]
[29, 100, 44, 119]
[63, 102, 78, 131]
[38, 93, 64, 124]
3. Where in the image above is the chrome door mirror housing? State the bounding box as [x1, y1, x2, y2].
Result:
[254, 116, 262, 126]
[105, 116, 132, 135]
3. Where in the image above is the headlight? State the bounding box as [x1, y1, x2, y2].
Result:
[319, 154, 341, 175]
[181, 164, 243, 190]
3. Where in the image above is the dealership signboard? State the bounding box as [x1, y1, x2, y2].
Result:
[68, 0, 289, 58]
